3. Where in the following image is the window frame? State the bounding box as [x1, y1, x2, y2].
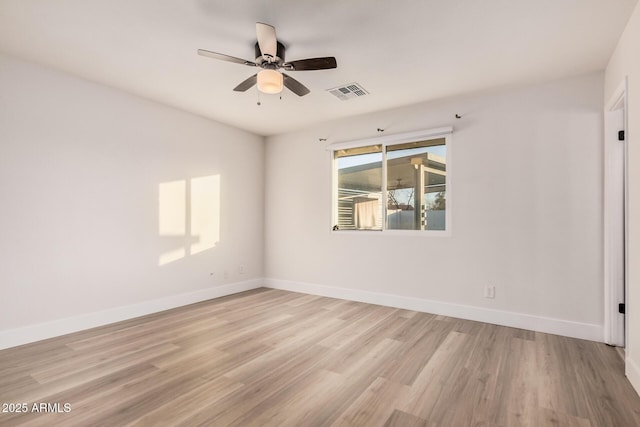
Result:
[329, 127, 452, 237]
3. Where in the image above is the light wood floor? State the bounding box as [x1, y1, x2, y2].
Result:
[1, 288, 640, 426]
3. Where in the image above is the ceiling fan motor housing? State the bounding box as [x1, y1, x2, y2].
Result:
[255, 41, 286, 67]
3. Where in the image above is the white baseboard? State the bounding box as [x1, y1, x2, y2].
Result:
[0, 279, 263, 350]
[1, 277, 605, 351]
[627, 356, 640, 397]
[264, 278, 604, 342]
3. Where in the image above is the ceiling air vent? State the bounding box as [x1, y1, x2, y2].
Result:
[327, 82, 369, 100]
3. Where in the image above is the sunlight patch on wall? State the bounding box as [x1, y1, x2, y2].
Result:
[158, 175, 220, 266]
[191, 175, 220, 255]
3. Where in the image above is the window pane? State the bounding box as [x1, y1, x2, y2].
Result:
[335, 145, 383, 230]
[386, 139, 446, 230]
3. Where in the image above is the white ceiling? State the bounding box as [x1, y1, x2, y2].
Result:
[0, 0, 636, 136]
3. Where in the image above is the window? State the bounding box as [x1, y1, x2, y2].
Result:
[334, 145, 383, 230]
[331, 128, 451, 234]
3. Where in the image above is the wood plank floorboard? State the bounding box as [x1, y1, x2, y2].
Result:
[1, 288, 640, 426]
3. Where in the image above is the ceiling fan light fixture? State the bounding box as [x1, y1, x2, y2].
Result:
[257, 69, 283, 94]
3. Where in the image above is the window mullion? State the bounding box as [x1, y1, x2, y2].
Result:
[382, 145, 388, 231]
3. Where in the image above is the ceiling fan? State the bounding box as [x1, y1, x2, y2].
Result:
[198, 22, 337, 97]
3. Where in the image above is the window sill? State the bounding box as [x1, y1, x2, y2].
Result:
[331, 229, 451, 237]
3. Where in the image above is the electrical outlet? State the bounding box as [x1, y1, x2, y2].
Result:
[484, 285, 495, 299]
[224, 270, 229, 280]
[239, 265, 245, 275]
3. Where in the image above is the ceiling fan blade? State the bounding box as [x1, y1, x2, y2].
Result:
[256, 22, 277, 60]
[198, 49, 256, 66]
[282, 73, 310, 96]
[233, 74, 258, 92]
[283, 57, 337, 71]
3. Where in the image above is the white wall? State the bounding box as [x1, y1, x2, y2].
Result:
[605, 1, 640, 395]
[0, 54, 264, 345]
[265, 73, 604, 340]
[0, 51, 610, 350]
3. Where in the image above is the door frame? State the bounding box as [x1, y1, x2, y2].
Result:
[604, 78, 628, 347]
